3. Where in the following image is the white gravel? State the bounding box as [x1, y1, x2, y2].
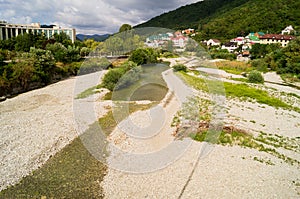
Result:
[0, 71, 109, 191]
[101, 67, 300, 198]
[1, 60, 299, 198]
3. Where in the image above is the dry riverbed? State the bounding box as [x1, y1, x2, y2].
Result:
[0, 59, 299, 198]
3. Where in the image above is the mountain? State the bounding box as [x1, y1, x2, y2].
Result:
[76, 34, 110, 41]
[136, 0, 300, 40]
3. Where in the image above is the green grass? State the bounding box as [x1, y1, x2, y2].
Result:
[178, 72, 298, 112]
[231, 78, 248, 83]
[76, 86, 98, 99]
[191, 130, 300, 166]
[214, 61, 253, 75]
[0, 102, 155, 198]
[0, 137, 107, 198]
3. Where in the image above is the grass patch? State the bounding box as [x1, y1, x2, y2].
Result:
[0, 137, 107, 198]
[191, 130, 300, 166]
[0, 102, 155, 198]
[76, 86, 98, 99]
[178, 72, 297, 112]
[214, 61, 253, 75]
[231, 78, 248, 83]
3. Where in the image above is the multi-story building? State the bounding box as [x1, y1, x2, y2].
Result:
[259, 34, 295, 47]
[0, 21, 76, 43]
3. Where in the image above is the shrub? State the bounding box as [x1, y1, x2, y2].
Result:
[78, 58, 111, 75]
[248, 70, 264, 84]
[251, 59, 268, 72]
[129, 48, 159, 65]
[101, 68, 124, 91]
[173, 64, 187, 72]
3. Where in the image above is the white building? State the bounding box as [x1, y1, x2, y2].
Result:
[281, 25, 295, 35]
[207, 39, 221, 46]
[259, 34, 296, 47]
[0, 21, 76, 43]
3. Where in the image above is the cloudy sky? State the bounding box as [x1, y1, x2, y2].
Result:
[0, 0, 200, 34]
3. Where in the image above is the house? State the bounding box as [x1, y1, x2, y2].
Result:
[207, 39, 221, 46]
[242, 43, 252, 51]
[281, 25, 295, 35]
[171, 36, 188, 48]
[259, 34, 296, 47]
[182, 28, 195, 35]
[246, 32, 264, 43]
[221, 42, 238, 53]
[230, 37, 245, 45]
[174, 31, 183, 37]
[145, 33, 174, 48]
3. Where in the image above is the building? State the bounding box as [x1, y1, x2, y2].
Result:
[171, 36, 188, 48]
[0, 21, 76, 43]
[281, 25, 295, 35]
[259, 34, 296, 47]
[221, 42, 238, 53]
[182, 28, 195, 35]
[207, 39, 221, 46]
[230, 37, 246, 46]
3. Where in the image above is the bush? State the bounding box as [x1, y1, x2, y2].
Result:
[173, 64, 187, 72]
[129, 48, 159, 65]
[251, 59, 268, 72]
[101, 68, 124, 91]
[248, 70, 264, 84]
[78, 58, 111, 75]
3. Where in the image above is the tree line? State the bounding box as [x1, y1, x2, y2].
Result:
[0, 32, 103, 97]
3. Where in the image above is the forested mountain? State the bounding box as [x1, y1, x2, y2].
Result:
[136, 0, 300, 40]
[76, 34, 110, 42]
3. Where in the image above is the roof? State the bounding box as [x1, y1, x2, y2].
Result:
[249, 35, 260, 41]
[209, 39, 221, 43]
[223, 42, 237, 47]
[260, 34, 296, 40]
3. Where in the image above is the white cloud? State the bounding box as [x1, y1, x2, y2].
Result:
[0, 0, 199, 34]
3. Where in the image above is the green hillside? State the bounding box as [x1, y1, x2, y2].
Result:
[136, 0, 300, 40]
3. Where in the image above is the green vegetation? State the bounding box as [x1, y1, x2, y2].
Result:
[177, 72, 297, 111]
[128, 48, 160, 66]
[0, 32, 98, 97]
[0, 101, 156, 198]
[119, 24, 132, 33]
[191, 130, 300, 166]
[78, 57, 112, 75]
[76, 86, 99, 99]
[247, 70, 264, 83]
[215, 61, 253, 75]
[136, 0, 300, 40]
[100, 61, 140, 91]
[173, 64, 187, 72]
[210, 49, 237, 61]
[0, 136, 107, 198]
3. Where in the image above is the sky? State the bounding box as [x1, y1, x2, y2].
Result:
[0, 0, 200, 35]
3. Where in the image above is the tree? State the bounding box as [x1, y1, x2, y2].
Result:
[80, 47, 91, 57]
[15, 33, 35, 52]
[53, 32, 72, 47]
[129, 48, 159, 65]
[248, 70, 264, 83]
[30, 48, 55, 84]
[46, 42, 67, 62]
[119, 24, 132, 33]
[12, 58, 35, 90]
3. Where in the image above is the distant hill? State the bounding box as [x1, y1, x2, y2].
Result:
[76, 34, 110, 41]
[136, 0, 300, 40]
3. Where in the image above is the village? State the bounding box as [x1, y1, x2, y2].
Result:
[145, 25, 297, 62]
